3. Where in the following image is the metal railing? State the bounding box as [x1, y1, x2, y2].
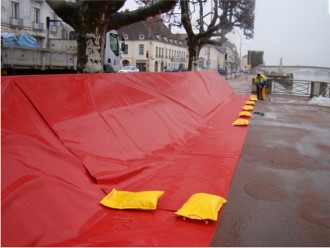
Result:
[10, 17, 24, 27]
[272, 80, 310, 96]
[320, 83, 330, 97]
[32, 21, 44, 30]
[271, 79, 329, 97]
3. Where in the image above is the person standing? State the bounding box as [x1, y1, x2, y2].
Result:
[253, 73, 267, 100]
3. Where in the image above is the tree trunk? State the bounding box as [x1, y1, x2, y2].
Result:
[76, 26, 106, 73]
[75, 2, 110, 73]
[187, 39, 201, 71]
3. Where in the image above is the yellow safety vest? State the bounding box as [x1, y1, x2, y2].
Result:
[254, 75, 266, 85]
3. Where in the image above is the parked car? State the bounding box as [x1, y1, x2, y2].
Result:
[118, 66, 139, 73]
[218, 68, 226, 76]
[164, 67, 179, 72]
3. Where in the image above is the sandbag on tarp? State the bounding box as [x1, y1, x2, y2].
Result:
[1, 71, 250, 246]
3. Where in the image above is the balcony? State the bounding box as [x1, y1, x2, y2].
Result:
[10, 17, 24, 27]
[32, 22, 44, 30]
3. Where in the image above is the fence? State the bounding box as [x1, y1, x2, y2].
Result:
[272, 80, 310, 96]
[252, 79, 329, 97]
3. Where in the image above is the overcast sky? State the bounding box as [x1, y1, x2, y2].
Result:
[122, 0, 330, 67]
[231, 0, 330, 67]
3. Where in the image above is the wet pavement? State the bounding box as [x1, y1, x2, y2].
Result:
[211, 77, 330, 246]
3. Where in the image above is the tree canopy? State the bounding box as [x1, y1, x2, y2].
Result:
[180, 0, 255, 70]
[248, 50, 264, 68]
[137, 0, 255, 70]
[45, 0, 178, 73]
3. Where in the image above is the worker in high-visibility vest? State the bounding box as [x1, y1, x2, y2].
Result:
[253, 73, 267, 100]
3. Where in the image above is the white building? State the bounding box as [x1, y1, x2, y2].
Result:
[117, 18, 188, 72]
[199, 44, 225, 70]
[220, 41, 240, 77]
[118, 19, 239, 73]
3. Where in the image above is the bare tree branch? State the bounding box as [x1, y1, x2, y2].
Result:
[45, 0, 79, 29]
[180, 0, 194, 37]
[110, 0, 178, 29]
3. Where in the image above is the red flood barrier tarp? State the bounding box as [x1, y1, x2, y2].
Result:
[1, 70, 250, 246]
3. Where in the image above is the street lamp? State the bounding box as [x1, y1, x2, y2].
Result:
[232, 28, 242, 71]
[46, 17, 62, 49]
[242, 42, 250, 68]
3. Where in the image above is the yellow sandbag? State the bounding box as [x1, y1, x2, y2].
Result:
[242, 105, 254, 111]
[100, 188, 164, 210]
[175, 193, 227, 222]
[239, 111, 252, 118]
[245, 101, 255, 105]
[232, 119, 249, 126]
[261, 87, 266, 100]
[250, 95, 258, 101]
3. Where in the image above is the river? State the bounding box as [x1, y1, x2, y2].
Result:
[270, 68, 330, 97]
[293, 68, 330, 83]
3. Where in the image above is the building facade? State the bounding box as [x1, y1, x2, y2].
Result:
[117, 18, 188, 72]
[220, 41, 240, 77]
[118, 20, 239, 73]
[199, 44, 225, 70]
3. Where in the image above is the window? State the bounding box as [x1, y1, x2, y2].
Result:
[139, 44, 144, 55]
[12, 2, 19, 19]
[34, 8, 40, 23]
[109, 33, 120, 56]
[69, 31, 77, 40]
[51, 12, 58, 27]
[124, 44, 128, 54]
[199, 60, 204, 68]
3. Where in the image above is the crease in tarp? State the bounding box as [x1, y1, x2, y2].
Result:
[2, 78, 105, 246]
[2, 70, 250, 247]
[121, 73, 204, 117]
[122, 72, 232, 118]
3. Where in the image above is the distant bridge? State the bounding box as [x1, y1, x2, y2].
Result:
[256, 65, 330, 74]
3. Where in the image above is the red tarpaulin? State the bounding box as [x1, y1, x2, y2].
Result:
[1, 71, 249, 246]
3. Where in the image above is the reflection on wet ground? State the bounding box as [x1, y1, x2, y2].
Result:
[211, 79, 330, 247]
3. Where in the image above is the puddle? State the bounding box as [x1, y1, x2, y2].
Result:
[253, 112, 278, 120]
[244, 181, 288, 201]
[298, 202, 330, 229]
[268, 97, 309, 104]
